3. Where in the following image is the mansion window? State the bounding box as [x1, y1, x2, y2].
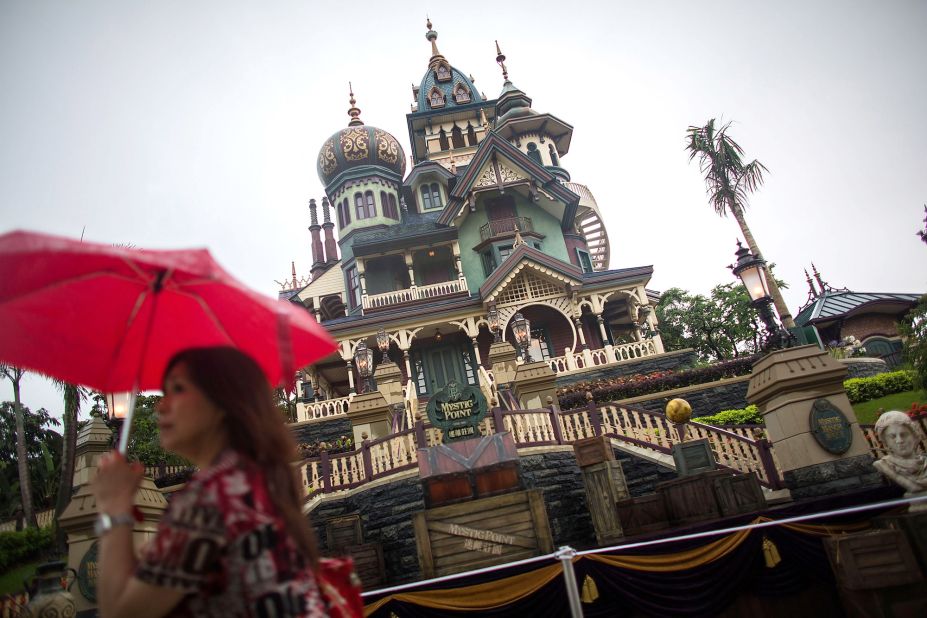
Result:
[466, 123, 477, 146]
[355, 191, 376, 220]
[451, 125, 465, 149]
[576, 249, 594, 273]
[429, 87, 445, 108]
[381, 191, 399, 220]
[526, 142, 543, 165]
[435, 64, 451, 81]
[337, 198, 351, 228]
[347, 266, 361, 309]
[454, 84, 471, 104]
[420, 183, 442, 210]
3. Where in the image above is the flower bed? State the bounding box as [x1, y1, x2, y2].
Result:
[557, 355, 759, 410]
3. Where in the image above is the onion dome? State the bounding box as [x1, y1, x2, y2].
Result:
[317, 84, 406, 189]
[415, 19, 483, 112]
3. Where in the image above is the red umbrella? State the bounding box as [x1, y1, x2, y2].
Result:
[0, 230, 337, 448]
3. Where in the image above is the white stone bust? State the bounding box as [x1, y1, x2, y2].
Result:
[873, 410, 927, 511]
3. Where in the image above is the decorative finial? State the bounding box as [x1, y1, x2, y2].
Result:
[347, 82, 364, 127]
[513, 226, 526, 248]
[804, 268, 817, 297]
[495, 40, 509, 82]
[321, 196, 331, 224]
[811, 263, 827, 292]
[469, 73, 476, 84]
[291, 261, 297, 287]
[425, 17, 441, 60]
[480, 107, 489, 128]
[309, 198, 318, 226]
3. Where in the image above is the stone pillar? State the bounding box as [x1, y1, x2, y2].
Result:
[58, 417, 168, 614]
[487, 340, 519, 389]
[511, 361, 558, 410]
[747, 345, 879, 499]
[321, 197, 339, 265]
[596, 314, 610, 346]
[376, 357, 405, 407]
[347, 389, 392, 444]
[309, 199, 326, 279]
[346, 360, 356, 394]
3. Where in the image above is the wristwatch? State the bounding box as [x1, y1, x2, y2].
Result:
[94, 512, 135, 536]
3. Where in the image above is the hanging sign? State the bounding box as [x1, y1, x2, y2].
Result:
[426, 380, 488, 442]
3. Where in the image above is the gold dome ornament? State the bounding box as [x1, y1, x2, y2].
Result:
[665, 398, 692, 424]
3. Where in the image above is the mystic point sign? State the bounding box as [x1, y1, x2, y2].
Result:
[809, 398, 853, 455]
[426, 380, 488, 442]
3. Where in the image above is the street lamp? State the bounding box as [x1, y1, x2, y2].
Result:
[731, 241, 789, 350]
[376, 329, 390, 355]
[105, 392, 133, 446]
[487, 306, 502, 343]
[354, 340, 374, 393]
[511, 312, 532, 362]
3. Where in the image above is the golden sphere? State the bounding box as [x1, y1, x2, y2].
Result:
[665, 398, 692, 423]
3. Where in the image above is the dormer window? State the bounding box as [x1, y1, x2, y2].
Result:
[434, 62, 451, 82]
[429, 86, 445, 109]
[453, 83, 471, 104]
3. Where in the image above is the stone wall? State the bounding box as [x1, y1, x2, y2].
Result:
[307, 447, 675, 585]
[618, 376, 751, 417]
[290, 417, 353, 445]
[840, 357, 889, 379]
[555, 349, 698, 388]
[841, 313, 903, 342]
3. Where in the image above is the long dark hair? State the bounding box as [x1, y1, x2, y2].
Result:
[164, 346, 319, 567]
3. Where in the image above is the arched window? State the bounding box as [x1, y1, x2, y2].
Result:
[354, 193, 366, 220]
[454, 84, 470, 104]
[438, 128, 449, 151]
[429, 86, 445, 108]
[338, 198, 351, 227]
[451, 125, 465, 149]
[548, 143, 560, 166]
[466, 123, 477, 146]
[526, 142, 542, 165]
[435, 63, 451, 81]
[387, 193, 398, 219]
[365, 191, 376, 218]
[420, 183, 441, 210]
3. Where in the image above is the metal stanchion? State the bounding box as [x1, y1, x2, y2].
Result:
[556, 546, 583, 618]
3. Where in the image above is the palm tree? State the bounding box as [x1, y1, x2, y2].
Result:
[52, 380, 85, 551]
[0, 363, 38, 528]
[686, 119, 795, 329]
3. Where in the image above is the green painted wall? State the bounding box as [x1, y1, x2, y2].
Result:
[457, 195, 570, 293]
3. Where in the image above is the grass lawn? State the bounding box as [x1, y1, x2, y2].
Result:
[852, 389, 927, 424]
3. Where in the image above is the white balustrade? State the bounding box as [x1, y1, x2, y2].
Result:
[296, 394, 353, 422]
[363, 278, 468, 310]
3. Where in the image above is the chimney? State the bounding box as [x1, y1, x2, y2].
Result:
[309, 199, 325, 279]
[321, 197, 339, 265]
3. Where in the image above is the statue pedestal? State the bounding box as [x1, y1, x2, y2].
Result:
[487, 341, 518, 387]
[347, 390, 392, 444]
[747, 345, 879, 499]
[58, 416, 168, 613]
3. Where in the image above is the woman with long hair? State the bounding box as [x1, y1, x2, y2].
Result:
[92, 346, 355, 617]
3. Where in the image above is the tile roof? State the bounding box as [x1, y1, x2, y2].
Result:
[795, 291, 921, 325]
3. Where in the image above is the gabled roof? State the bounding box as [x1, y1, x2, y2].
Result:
[795, 291, 921, 326]
[351, 211, 457, 256]
[295, 262, 345, 304]
[479, 244, 583, 302]
[404, 160, 456, 188]
[437, 132, 579, 229]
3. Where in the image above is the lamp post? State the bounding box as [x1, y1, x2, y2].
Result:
[731, 241, 790, 351]
[354, 340, 374, 394]
[511, 312, 532, 362]
[105, 392, 132, 446]
[376, 329, 391, 358]
[488, 306, 502, 343]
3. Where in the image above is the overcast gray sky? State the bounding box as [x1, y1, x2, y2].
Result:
[2, 0, 925, 416]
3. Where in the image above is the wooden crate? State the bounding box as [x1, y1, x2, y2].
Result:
[325, 514, 363, 551]
[418, 432, 518, 477]
[473, 461, 521, 498]
[823, 529, 923, 590]
[657, 472, 722, 526]
[572, 436, 615, 468]
[422, 471, 473, 508]
[412, 489, 553, 578]
[342, 542, 386, 589]
[711, 472, 766, 517]
[616, 494, 669, 537]
[874, 511, 927, 573]
[582, 460, 629, 544]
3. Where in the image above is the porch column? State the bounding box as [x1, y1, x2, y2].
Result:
[574, 317, 593, 366]
[402, 349, 413, 382]
[346, 360, 356, 394]
[357, 259, 368, 308]
[405, 252, 417, 299]
[471, 337, 483, 367]
[452, 242, 466, 289]
[596, 314, 609, 345]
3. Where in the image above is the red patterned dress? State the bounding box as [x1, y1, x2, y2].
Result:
[136, 450, 329, 617]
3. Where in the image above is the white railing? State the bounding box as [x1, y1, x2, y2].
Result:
[478, 366, 499, 406]
[362, 279, 468, 310]
[296, 394, 353, 422]
[612, 339, 657, 361]
[546, 339, 659, 376]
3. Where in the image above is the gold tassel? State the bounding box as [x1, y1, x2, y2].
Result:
[762, 535, 782, 568]
[581, 575, 599, 603]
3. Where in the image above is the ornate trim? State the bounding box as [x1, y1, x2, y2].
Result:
[341, 128, 369, 162]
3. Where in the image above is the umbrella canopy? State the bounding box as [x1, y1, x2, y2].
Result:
[0, 230, 337, 392]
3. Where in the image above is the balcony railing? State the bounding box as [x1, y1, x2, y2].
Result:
[363, 278, 468, 310]
[479, 217, 533, 242]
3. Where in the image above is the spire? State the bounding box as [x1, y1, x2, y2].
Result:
[291, 261, 298, 288]
[425, 18, 445, 67]
[495, 40, 509, 83]
[804, 268, 818, 298]
[812, 263, 827, 292]
[347, 82, 364, 127]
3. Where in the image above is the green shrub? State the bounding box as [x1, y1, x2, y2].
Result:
[0, 527, 54, 572]
[844, 370, 914, 404]
[693, 405, 763, 426]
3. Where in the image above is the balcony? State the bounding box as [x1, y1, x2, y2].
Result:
[363, 278, 469, 310]
[479, 217, 533, 242]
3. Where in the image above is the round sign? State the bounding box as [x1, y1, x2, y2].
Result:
[425, 380, 488, 442]
[77, 540, 99, 602]
[809, 399, 853, 455]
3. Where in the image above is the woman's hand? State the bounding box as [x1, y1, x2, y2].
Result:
[92, 452, 144, 514]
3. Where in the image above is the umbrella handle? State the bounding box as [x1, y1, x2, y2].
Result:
[117, 391, 138, 455]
